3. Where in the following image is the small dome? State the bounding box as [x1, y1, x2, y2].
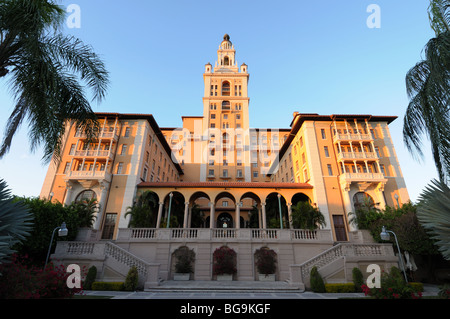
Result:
[223, 34, 230, 41]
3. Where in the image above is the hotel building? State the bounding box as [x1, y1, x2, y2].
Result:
[44, 35, 407, 288]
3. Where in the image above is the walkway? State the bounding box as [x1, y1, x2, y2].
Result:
[79, 281, 440, 299]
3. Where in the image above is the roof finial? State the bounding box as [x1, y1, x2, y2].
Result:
[223, 34, 230, 41]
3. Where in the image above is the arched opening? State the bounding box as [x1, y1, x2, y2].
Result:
[162, 191, 186, 228]
[240, 192, 261, 228]
[75, 189, 97, 202]
[291, 193, 311, 206]
[223, 56, 229, 66]
[265, 193, 289, 229]
[217, 212, 233, 228]
[189, 192, 210, 228]
[126, 190, 159, 228]
[353, 192, 375, 212]
[222, 81, 230, 96]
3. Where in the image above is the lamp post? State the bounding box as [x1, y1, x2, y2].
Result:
[166, 192, 173, 228]
[277, 194, 283, 229]
[45, 222, 68, 269]
[394, 194, 400, 208]
[380, 226, 408, 283]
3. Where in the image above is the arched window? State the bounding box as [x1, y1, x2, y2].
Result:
[222, 101, 230, 110]
[75, 189, 97, 203]
[353, 192, 374, 211]
[222, 81, 230, 96]
[223, 56, 229, 65]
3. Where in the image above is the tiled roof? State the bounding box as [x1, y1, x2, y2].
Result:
[137, 181, 313, 189]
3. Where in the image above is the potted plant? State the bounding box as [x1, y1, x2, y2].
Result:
[255, 247, 277, 281]
[173, 247, 195, 281]
[213, 246, 237, 281]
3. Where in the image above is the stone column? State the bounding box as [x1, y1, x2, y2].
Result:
[287, 202, 293, 229]
[261, 202, 267, 229]
[235, 202, 241, 229]
[156, 202, 164, 228]
[94, 180, 109, 230]
[183, 202, 189, 229]
[209, 201, 215, 229]
[64, 181, 74, 206]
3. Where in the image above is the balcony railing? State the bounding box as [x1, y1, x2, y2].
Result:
[337, 152, 378, 161]
[75, 129, 119, 140]
[339, 172, 386, 183]
[72, 150, 113, 158]
[66, 170, 112, 181]
[333, 133, 373, 143]
[117, 228, 333, 242]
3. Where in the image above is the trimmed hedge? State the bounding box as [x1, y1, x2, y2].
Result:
[325, 283, 356, 293]
[91, 282, 124, 291]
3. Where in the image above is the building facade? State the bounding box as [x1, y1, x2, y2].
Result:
[43, 35, 408, 287]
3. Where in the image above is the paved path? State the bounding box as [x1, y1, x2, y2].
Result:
[79, 281, 441, 299]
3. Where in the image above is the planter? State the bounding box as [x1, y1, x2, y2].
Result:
[258, 274, 276, 282]
[174, 273, 190, 281]
[216, 274, 233, 281]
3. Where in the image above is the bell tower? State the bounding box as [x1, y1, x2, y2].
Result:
[202, 34, 251, 181]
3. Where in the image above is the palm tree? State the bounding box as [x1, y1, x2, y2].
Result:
[290, 201, 326, 231]
[403, 0, 450, 261]
[417, 179, 450, 260]
[0, 0, 109, 163]
[0, 179, 33, 267]
[68, 198, 98, 228]
[403, 0, 450, 182]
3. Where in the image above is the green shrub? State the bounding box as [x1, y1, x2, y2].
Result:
[325, 283, 356, 293]
[352, 267, 364, 292]
[124, 266, 139, 291]
[408, 282, 424, 292]
[310, 266, 326, 293]
[83, 266, 97, 290]
[91, 282, 124, 291]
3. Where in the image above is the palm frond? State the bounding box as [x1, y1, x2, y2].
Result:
[417, 179, 450, 260]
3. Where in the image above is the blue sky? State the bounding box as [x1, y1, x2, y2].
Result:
[0, 0, 439, 202]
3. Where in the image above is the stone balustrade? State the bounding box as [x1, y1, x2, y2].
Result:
[117, 228, 333, 242]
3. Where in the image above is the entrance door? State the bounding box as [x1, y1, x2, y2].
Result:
[101, 213, 117, 239]
[217, 213, 233, 228]
[332, 215, 347, 241]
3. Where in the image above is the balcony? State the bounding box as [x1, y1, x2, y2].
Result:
[72, 149, 114, 159]
[75, 129, 119, 140]
[339, 172, 386, 184]
[65, 170, 112, 182]
[333, 133, 373, 143]
[337, 152, 378, 162]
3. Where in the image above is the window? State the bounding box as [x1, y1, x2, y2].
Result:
[327, 164, 333, 176]
[324, 146, 330, 157]
[208, 169, 214, 176]
[222, 101, 231, 110]
[64, 162, 71, 174]
[146, 151, 150, 163]
[237, 169, 243, 177]
[142, 167, 148, 181]
[211, 114, 216, 119]
[222, 200, 228, 207]
[117, 162, 124, 174]
[222, 81, 230, 96]
[222, 169, 228, 177]
[380, 164, 387, 176]
[124, 127, 131, 137]
[120, 144, 127, 155]
[253, 171, 258, 178]
[69, 144, 76, 155]
[375, 147, 380, 157]
[321, 129, 326, 139]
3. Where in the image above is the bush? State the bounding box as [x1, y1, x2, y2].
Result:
[409, 282, 424, 293]
[83, 266, 97, 290]
[0, 254, 84, 299]
[325, 283, 356, 293]
[254, 247, 277, 275]
[438, 285, 450, 299]
[310, 266, 326, 293]
[213, 246, 237, 276]
[361, 266, 422, 299]
[124, 266, 139, 291]
[91, 282, 124, 291]
[352, 267, 364, 292]
[174, 247, 195, 274]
